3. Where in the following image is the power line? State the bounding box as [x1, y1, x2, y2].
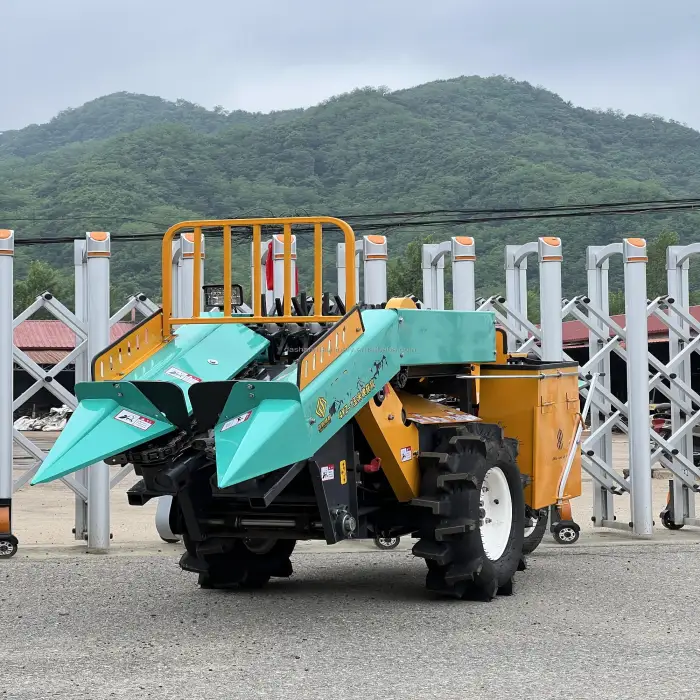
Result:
[10, 198, 700, 246]
[7, 197, 700, 225]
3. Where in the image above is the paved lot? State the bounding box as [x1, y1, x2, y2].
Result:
[2, 542, 700, 700]
[5, 431, 700, 698]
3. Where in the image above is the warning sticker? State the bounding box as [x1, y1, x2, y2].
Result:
[321, 465, 335, 482]
[340, 459, 347, 485]
[221, 410, 253, 431]
[114, 409, 155, 431]
[165, 366, 202, 385]
[400, 446, 412, 462]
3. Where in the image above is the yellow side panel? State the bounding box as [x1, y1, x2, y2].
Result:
[478, 371, 537, 502]
[533, 378, 581, 509]
[355, 388, 420, 502]
[298, 307, 364, 390]
[92, 310, 168, 381]
[478, 366, 581, 510]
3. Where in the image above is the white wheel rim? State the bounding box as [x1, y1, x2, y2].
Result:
[480, 467, 513, 561]
[558, 528, 577, 543]
[523, 517, 538, 538]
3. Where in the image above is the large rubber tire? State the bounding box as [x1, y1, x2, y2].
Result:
[522, 509, 548, 555]
[189, 538, 296, 590]
[412, 425, 525, 600]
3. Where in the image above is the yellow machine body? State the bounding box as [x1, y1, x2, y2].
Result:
[478, 362, 581, 510]
[355, 387, 421, 502]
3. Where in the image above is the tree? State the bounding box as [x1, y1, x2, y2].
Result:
[14, 261, 71, 316]
[646, 230, 679, 299]
[3, 76, 700, 304]
[387, 236, 438, 300]
[608, 290, 625, 315]
[526, 289, 540, 324]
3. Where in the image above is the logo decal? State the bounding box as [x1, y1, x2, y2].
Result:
[556, 429, 564, 450]
[338, 379, 376, 420]
[316, 397, 327, 418]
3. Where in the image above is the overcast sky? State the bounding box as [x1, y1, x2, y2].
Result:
[2, 0, 699, 132]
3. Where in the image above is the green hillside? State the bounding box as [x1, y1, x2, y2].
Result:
[2, 76, 700, 311]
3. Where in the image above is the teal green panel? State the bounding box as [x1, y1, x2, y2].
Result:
[216, 310, 404, 488]
[215, 381, 310, 488]
[31, 382, 175, 485]
[393, 308, 496, 364]
[123, 322, 269, 411]
[297, 310, 402, 454]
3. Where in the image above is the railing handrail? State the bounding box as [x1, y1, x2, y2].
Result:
[161, 217, 357, 336]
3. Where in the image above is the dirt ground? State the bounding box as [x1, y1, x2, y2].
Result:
[9, 431, 700, 550]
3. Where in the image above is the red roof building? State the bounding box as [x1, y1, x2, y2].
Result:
[14, 320, 133, 365]
[562, 306, 700, 349]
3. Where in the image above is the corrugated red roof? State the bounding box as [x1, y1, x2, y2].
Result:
[14, 320, 133, 350]
[23, 350, 72, 365]
[562, 305, 700, 347]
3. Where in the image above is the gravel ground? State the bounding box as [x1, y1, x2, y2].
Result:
[2, 543, 700, 700]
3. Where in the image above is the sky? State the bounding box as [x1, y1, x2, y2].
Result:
[1, 0, 699, 132]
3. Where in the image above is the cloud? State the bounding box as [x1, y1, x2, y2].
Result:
[1, 0, 698, 130]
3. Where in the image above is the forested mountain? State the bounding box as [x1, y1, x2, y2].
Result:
[1, 76, 699, 312]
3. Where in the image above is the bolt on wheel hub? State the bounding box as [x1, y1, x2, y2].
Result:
[480, 467, 512, 560]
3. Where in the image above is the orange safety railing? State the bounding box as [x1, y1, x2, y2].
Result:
[161, 217, 357, 337]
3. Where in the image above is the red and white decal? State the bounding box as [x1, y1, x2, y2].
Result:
[321, 465, 335, 481]
[114, 409, 155, 431]
[221, 410, 253, 432]
[165, 366, 202, 385]
[400, 446, 412, 462]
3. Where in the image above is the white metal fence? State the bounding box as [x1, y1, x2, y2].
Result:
[422, 234, 699, 537]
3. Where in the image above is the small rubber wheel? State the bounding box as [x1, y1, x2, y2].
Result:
[522, 509, 548, 555]
[374, 535, 400, 550]
[552, 523, 579, 545]
[660, 510, 684, 530]
[0, 537, 18, 558]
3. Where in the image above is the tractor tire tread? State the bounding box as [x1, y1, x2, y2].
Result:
[413, 424, 525, 601]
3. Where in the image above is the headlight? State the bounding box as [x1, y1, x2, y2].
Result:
[203, 284, 243, 310]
